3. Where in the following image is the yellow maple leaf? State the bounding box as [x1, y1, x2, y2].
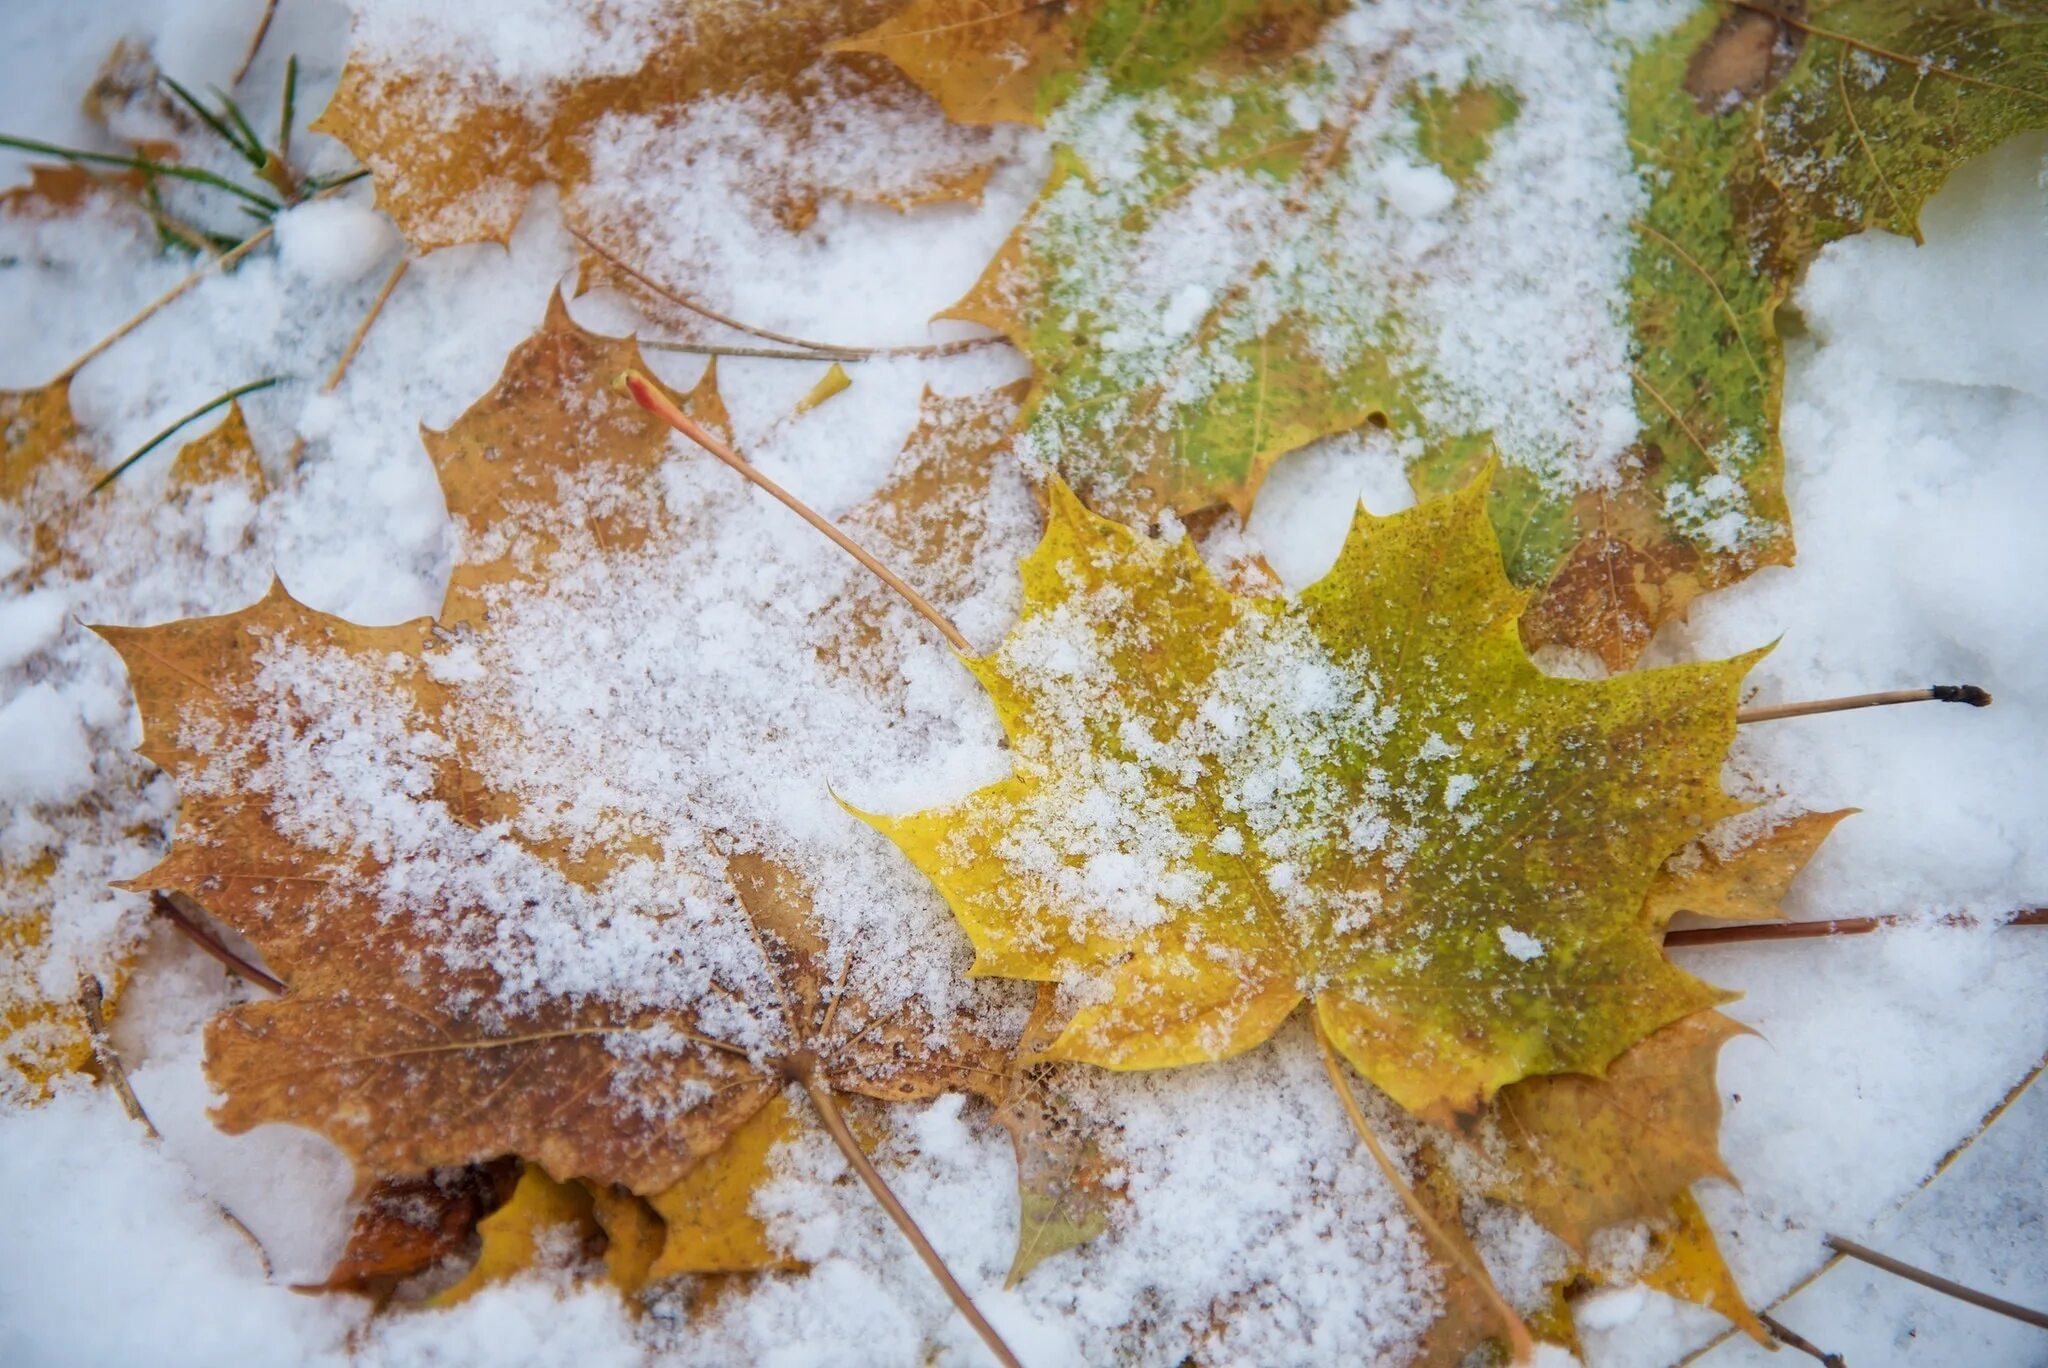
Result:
[863, 470, 1758, 1123]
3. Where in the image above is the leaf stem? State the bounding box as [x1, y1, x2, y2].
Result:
[798, 1075, 1023, 1368]
[77, 973, 158, 1135]
[1757, 1312, 1847, 1367]
[1824, 1234, 2048, 1329]
[573, 226, 1002, 361]
[621, 370, 972, 653]
[151, 892, 285, 994]
[1311, 1016, 1534, 1364]
[1664, 907, 2047, 948]
[89, 376, 282, 494]
[1736, 685, 1990, 725]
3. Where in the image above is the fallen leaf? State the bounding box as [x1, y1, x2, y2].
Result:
[862, 469, 1755, 1125]
[648, 1092, 806, 1278]
[866, 1, 2048, 662]
[794, 362, 853, 416]
[1646, 807, 1853, 926]
[1478, 1011, 1747, 1252]
[997, 986, 1117, 1287]
[315, 0, 1002, 249]
[99, 302, 1011, 1214]
[429, 1163, 604, 1308]
[315, 1161, 519, 1295]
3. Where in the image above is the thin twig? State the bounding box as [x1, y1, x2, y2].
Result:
[799, 1075, 1024, 1368]
[1826, 1235, 2048, 1329]
[1757, 1312, 1847, 1367]
[52, 178, 362, 384]
[152, 892, 285, 994]
[1312, 1016, 1535, 1363]
[231, 0, 282, 87]
[78, 974, 157, 1135]
[89, 376, 281, 494]
[572, 226, 1001, 360]
[55, 223, 273, 380]
[622, 371, 972, 652]
[1737, 684, 1990, 725]
[323, 257, 407, 391]
[1664, 907, 2048, 948]
[641, 338, 899, 363]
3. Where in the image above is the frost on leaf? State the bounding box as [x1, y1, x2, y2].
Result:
[99, 302, 1017, 1214]
[2, 363, 267, 1102]
[315, 0, 1004, 249]
[863, 470, 1759, 1125]
[858, 0, 2048, 665]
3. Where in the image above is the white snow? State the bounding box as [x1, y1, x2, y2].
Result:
[0, 2, 2044, 1367]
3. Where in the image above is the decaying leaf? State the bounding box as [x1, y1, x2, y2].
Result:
[315, 0, 1002, 249]
[864, 469, 1756, 1125]
[1477, 1011, 1747, 1253]
[997, 986, 1118, 1287]
[317, 1161, 519, 1295]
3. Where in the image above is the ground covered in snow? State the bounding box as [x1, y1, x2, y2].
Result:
[2, 2, 2046, 1365]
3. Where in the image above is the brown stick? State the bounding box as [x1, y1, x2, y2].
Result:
[1312, 1017, 1534, 1363]
[573, 226, 1001, 361]
[622, 371, 972, 653]
[1665, 907, 2048, 948]
[231, 0, 282, 86]
[799, 1076, 1024, 1368]
[1757, 1312, 1847, 1367]
[323, 257, 408, 392]
[78, 973, 158, 1136]
[1737, 684, 1990, 725]
[152, 891, 285, 994]
[1825, 1235, 2048, 1329]
[56, 224, 276, 382]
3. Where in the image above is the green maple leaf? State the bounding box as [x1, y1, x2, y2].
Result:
[850, 0, 2048, 664]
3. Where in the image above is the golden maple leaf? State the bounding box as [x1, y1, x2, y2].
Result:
[98, 303, 1014, 1200]
[315, 0, 1003, 250]
[863, 471, 1759, 1124]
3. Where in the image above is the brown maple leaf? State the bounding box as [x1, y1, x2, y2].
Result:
[315, 0, 1002, 250]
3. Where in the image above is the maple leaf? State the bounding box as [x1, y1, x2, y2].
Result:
[862, 470, 1757, 1123]
[1, 365, 266, 1102]
[99, 303, 1012, 1204]
[315, 0, 1002, 250]
[857, 0, 2048, 664]
[1511, 0, 2048, 665]
[1472, 1010, 1747, 1253]
[314, 1160, 518, 1295]
[1645, 807, 1852, 927]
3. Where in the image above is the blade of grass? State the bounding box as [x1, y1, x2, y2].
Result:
[277, 56, 297, 171]
[211, 86, 267, 163]
[89, 376, 281, 494]
[0, 134, 280, 213]
[158, 75, 263, 167]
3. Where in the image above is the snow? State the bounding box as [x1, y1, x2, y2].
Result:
[1, 2, 2045, 1366]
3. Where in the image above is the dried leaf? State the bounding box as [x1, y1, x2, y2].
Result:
[315, 1, 1000, 249]
[428, 1163, 602, 1308]
[1480, 1011, 1747, 1252]
[647, 1093, 805, 1278]
[794, 362, 853, 416]
[315, 1161, 518, 1295]
[99, 304, 1009, 1213]
[862, 469, 1755, 1125]
[997, 986, 1117, 1286]
[1646, 807, 1853, 927]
